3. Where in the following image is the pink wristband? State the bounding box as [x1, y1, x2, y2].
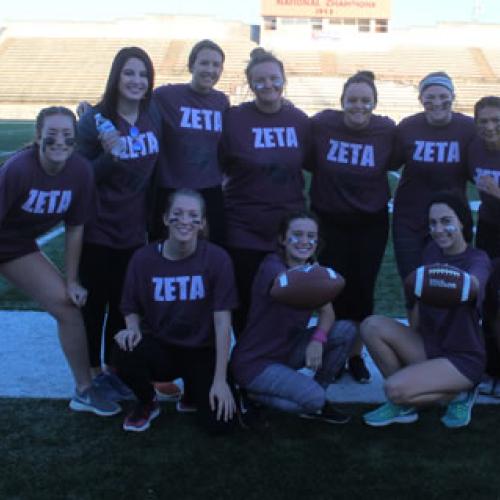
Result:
[312, 327, 328, 344]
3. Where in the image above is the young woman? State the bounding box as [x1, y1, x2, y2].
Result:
[309, 71, 396, 383]
[151, 39, 229, 245]
[468, 96, 500, 259]
[0, 106, 120, 416]
[361, 191, 491, 428]
[392, 72, 476, 315]
[220, 48, 310, 335]
[113, 189, 238, 432]
[77, 47, 161, 398]
[231, 211, 356, 424]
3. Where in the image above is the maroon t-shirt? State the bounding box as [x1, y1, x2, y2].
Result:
[78, 107, 160, 248]
[392, 112, 475, 232]
[418, 241, 491, 382]
[220, 102, 309, 251]
[310, 110, 396, 215]
[153, 83, 229, 189]
[0, 147, 94, 244]
[230, 253, 313, 386]
[468, 135, 500, 225]
[121, 239, 238, 348]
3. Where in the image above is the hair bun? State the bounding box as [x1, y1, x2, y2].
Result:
[356, 70, 375, 82]
[250, 47, 268, 60]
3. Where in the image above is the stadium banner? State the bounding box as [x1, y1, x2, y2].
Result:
[261, 0, 391, 18]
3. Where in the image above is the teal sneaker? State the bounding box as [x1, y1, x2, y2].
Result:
[363, 401, 418, 427]
[441, 387, 478, 429]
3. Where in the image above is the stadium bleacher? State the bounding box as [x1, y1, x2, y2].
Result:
[0, 19, 499, 120]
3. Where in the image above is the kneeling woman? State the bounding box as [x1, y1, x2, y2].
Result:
[362, 191, 491, 428]
[231, 211, 357, 423]
[114, 189, 238, 432]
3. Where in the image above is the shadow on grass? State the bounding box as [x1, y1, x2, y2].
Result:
[1, 399, 499, 499]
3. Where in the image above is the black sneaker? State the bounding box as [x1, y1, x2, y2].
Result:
[300, 402, 351, 424]
[348, 355, 371, 384]
[237, 391, 269, 431]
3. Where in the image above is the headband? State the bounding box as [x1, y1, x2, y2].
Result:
[419, 75, 454, 95]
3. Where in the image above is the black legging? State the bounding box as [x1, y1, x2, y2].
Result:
[315, 208, 389, 321]
[224, 246, 269, 337]
[79, 242, 138, 368]
[113, 336, 236, 434]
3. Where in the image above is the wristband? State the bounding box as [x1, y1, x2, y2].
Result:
[311, 327, 328, 344]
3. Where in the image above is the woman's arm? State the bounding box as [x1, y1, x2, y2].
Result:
[64, 224, 87, 307]
[305, 302, 335, 371]
[210, 310, 236, 422]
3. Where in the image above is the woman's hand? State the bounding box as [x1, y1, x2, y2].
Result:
[477, 175, 500, 199]
[99, 129, 122, 156]
[76, 101, 92, 118]
[66, 281, 88, 307]
[305, 340, 324, 371]
[209, 380, 236, 422]
[114, 328, 142, 351]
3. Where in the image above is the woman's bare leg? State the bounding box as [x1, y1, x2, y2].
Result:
[1, 252, 92, 392]
[360, 315, 426, 377]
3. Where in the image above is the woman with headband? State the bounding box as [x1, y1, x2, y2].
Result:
[362, 191, 490, 429]
[77, 47, 161, 398]
[309, 71, 396, 383]
[0, 106, 120, 416]
[468, 96, 500, 259]
[392, 72, 476, 318]
[220, 48, 310, 335]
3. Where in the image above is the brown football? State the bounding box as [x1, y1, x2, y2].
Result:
[270, 264, 345, 310]
[405, 264, 478, 308]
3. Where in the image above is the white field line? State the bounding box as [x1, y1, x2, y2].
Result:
[37, 226, 65, 246]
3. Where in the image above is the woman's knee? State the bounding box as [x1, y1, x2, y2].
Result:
[47, 298, 83, 326]
[301, 385, 326, 412]
[360, 315, 387, 343]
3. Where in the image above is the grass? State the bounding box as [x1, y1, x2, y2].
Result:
[0, 120, 34, 162]
[1, 399, 500, 499]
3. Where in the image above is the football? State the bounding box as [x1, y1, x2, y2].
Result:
[270, 263, 345, 309]
[404, 264, 478, 308]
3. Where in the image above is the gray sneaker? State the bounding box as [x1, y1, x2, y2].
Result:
[93, 372, 134, 402]
[69, 386, 122, 417]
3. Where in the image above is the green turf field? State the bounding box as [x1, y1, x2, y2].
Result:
[1, 399, 499, 499]
[0, 120, 35, 162]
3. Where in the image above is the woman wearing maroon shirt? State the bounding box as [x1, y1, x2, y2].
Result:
[77, 47, 160, 398]
[220, 48, 309, 335]
[231, 211, 356, 424]
[361, 191, 491, 428]
[392, 72, 476, 317]
[310, 71, 396, 383]
[151, 39, 229, 245]
[114, 189, 238, 432]
[0, 106, 120, 416]
[469, 96, 500, 259]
